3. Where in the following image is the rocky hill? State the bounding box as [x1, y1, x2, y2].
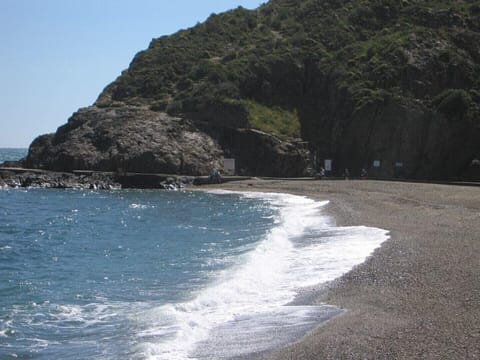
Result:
[26, 0, 480, 179]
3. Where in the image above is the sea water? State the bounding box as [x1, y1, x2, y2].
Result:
[0, 148, 27, 164]
[0, 150, 389, 359]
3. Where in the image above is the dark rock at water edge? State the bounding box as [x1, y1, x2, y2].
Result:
[0, 159, 25, 168]
[115, 172, 192, 189]
[0, 169, 121, 190]
[0, 167, 195, 190]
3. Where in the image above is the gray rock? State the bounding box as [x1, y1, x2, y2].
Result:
[26, 105, 224, 176]
[25, 104, 309, 177]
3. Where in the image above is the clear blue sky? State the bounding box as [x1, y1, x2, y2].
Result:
[0, 0, 265, 148]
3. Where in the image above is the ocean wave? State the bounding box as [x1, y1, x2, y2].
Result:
[139, 190, 389, 359]
[129, 203, 155, 209]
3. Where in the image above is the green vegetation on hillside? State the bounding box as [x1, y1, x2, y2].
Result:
[93, 0, 480, 179]
[244, 100, 300, 138]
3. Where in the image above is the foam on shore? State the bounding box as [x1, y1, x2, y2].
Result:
[141, 190, 389, 359]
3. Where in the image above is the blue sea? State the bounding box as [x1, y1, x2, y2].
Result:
[0, 149, 389, 359]
[0, 148, 28, 164]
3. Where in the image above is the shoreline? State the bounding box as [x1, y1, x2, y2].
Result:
[2, 172, 478, 358]
[2, 166, 480, 190]
[201, 188, 388, 360]
[198, 179, 480, 359]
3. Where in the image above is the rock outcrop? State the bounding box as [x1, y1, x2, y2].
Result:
[26, 106, 224, 175]
[0, 169, 121, 190]
[26, 104, 308, 176]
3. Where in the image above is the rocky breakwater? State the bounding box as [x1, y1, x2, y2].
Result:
[0, 167, 195, 190]
[0, 168, 121, 190]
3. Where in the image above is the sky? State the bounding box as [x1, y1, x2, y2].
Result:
[0, 0, 265, 148]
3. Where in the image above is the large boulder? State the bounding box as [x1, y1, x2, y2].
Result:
[26, 105, 224, 175]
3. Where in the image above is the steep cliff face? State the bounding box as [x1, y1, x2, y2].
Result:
[27, 0, 480, 179]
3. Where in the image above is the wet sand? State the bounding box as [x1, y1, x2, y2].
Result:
[200, 179, 480, 359]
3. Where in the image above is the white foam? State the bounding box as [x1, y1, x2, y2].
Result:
[14, 301, 132, 333]
[129, 203, 154, 209]
[137, 190, 389, 359]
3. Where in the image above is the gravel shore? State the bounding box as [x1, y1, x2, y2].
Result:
[201, 179, 480, 359]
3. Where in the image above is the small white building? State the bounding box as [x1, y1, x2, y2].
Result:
[223, 158, 236, 175]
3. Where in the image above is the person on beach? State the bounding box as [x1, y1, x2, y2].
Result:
[209, 168, 222, 183]
[316, 167, 326, 179]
